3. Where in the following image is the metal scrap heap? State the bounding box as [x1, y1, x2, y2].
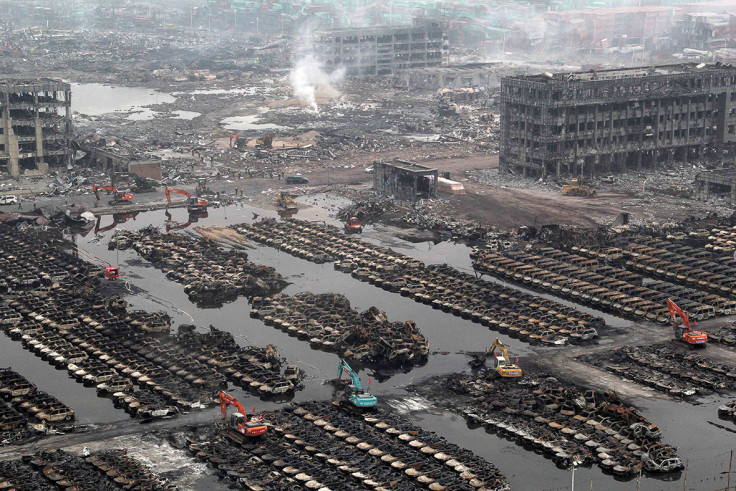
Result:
[251, 292, 429, 365]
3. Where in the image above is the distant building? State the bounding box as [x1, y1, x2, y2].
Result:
[0, 79, 72, 179]
[500, 63, 736, 178]
[676, 13, 730, 50]
[314, 19, 448, 76]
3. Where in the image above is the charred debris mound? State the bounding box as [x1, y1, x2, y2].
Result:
[110, 227, 287, 307]
[251, 292, 429, 366]
[412, 372, 682, 477]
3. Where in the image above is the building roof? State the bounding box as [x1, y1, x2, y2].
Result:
[505, 62, 736, 84]
[381, 159, 437, 174]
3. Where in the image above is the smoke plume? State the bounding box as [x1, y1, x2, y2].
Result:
[289, 55, 345, 114]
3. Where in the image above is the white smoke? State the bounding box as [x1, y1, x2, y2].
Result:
[289, 55, 345, 114]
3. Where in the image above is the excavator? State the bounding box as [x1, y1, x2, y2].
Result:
[276, 191, 298, 210]
[561, 178, 596, 197]
[344, 217, 363, 234]
[486, 338, 522, 378]
[196, 178, 213, 198]
[666, 298, 708, 348]
[164, 186, 208, 212]
[92, 185, 133, 206]
[337, 358, 377, 411]
[219, 390, 267, 442]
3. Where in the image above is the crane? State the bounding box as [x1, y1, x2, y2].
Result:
[666, 298, 708, 347]
[92, 185, 133, 206]
[486, 338, 522, 378]
[337, 358, 377, 410]
[164, 186, 208, 212]
[219, 391, 267, 442]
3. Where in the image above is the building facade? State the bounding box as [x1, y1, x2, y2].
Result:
[313, 19, 448, 76]
[500, 63, 736, 178]
[0, 79, 72, 179]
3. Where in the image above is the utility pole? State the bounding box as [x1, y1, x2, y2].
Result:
[727, 450, 733, 491]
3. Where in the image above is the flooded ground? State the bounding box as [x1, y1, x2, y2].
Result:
[3, 198, 731, 490]
[70, 83, 176, 116]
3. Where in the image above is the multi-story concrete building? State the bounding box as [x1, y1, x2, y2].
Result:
[313, 19, 447, 76]
[500, 63, 736, 178]
[0, 79, 72, 179]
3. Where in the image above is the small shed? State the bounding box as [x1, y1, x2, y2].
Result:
[373, 160, 438, 202]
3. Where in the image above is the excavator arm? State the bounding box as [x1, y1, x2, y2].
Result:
[487, 338, 511, 364]
[219, 390, 246, 419]
[666, 298, 690, 329]
[165, 186, 192, 202]
[338, 358, 362, 392]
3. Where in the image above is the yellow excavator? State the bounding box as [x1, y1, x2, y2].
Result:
[277, 191, 298, 210]
[486, 338, 522, 378]
[561, 178, 596, 197]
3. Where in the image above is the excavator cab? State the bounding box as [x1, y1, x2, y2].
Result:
[345, 217, 363, 234]
[486, 338, 522, 378]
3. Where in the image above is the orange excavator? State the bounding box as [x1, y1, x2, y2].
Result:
[666, 298, 708, 348]
[164, 186, 208, 212]
[93, 185, 133, 206]
[219, 391, 267, 442]
[344, 217, 363, 234]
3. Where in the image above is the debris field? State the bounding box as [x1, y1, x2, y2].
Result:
[251, 292, 429, 365]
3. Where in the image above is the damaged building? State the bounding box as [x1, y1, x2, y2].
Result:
[500, 63, 736, 178]
[0, 79, 72, 179]
[373, 160, 438, 202]
[314, 19, 448, 76]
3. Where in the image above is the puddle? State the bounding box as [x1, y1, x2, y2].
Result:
[71, 83, 175, 116]
[220, 114, 287, 131]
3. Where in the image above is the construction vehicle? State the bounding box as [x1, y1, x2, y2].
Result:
[104, 266, 120, 280]
[344, 217, 363, 234]
[219, 390, 267, 442]
[276, 191, 298, 210]
[256, 132, 273, 149]
[666, 298, 708, 347]
[561, 178, 596, 197]
[92, 185, 133, 206]
[164, 186, 208, 212]
[337, 358, 377, 410]
[486, 338, 522, 378]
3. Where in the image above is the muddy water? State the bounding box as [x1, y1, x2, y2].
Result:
[10, 201, 727, 490]
[70, 83, 175, 116]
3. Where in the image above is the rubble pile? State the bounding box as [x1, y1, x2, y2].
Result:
[0, 368, 74, 445]
[579, 343, 736, 399]
[0, 448, 173, 490]
[250, 293, 429, 365]
[708, 323, 736, 345]
[336, 197, 400, 223]
[412, 373, 683, 476]
[390, 205, 495, 241]
[110, 227, 287, 307]
[471, 246, 733, 324]
[234, 219, 602, 345]
[187, 401, 508, 490]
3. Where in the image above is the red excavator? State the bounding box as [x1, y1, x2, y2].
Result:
[666, 298, 708, 348]
[93, 185, 133, 206]
[219, 391, 267, 442]
[164, 186, 208, 213]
